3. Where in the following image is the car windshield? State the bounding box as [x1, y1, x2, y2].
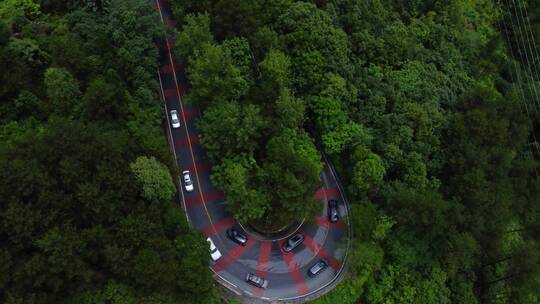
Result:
[208, 239, 216, 251]
[312, 261, 326, 272]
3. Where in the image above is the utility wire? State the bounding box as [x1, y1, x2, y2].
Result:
[510, 0, 540, 156]
[507, 0, 540, 111]
[513, 0, 540, 156]
[501, 0, 540, 117]
[499, 0, 540, 168]
[516, 0, 540, 80]
[510, 0, 540, 110]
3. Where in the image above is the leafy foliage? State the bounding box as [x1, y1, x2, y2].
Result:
[175, 13, 213, 64]
[130, 156, 176, 203]
[0, 1, 216, 303]
[3, 0, 540, 302]
[170, 0, 540, 302]
[187, 43, 249, 108]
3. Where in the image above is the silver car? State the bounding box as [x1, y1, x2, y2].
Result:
[283, 233, 304, 253]
[308, 259, 328, 277]
[246, 273, 268, 289]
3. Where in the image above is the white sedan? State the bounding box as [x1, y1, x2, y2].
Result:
[207, 237, 222, 261]
[170, 110, 180, 128]
[182, 170, 194, 192]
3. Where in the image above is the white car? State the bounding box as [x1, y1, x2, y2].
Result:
[207, 237, 222, 261]
[170, 110, 180, 128]
[182, 170, 194, 192]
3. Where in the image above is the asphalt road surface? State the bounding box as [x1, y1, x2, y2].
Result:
[154, 1, 351, 302]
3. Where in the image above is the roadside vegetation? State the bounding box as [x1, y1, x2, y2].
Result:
[0, 1, 217, 303]
[1, 0, 539, 303]
[169, 0, 540, 303]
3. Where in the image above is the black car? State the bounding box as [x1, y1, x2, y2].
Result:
[283, 233, 304, 253]
[246, 273, 268, 288]
[226, 228, 248, 246]
[328, 199, 339, 223]
[308, 259, 328, 277]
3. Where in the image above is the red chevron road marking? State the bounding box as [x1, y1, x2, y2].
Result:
[174, 135, 200, 149]
[201, 217, 235, 237]
[253, 241, 272, 297]
[315, 216, 346, 230]
[185, 190, 225, 208]
[301, 233, 340, 271]
[159, 63, 183, 74]
[181, 162, 212, 174]
[313, 187, 338, 200]
[213, 237, 256, 273]
[279, 239, 308, 295]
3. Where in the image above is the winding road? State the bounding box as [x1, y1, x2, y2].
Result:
[153, 1, 351, 302]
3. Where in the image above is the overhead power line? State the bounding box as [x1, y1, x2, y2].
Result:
[498, 0, 540, 169]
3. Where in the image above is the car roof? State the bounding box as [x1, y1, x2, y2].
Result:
[311, 260, 327, 272]
[291, 233, 302, 240]
[310, 264, 322, 272]
[211, 250, 221, 259]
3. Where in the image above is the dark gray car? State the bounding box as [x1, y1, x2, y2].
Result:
[328, 199, 339, 223]
[283, 233, 304, 253]
[308, 259, 328, 277]
[226, 228, 248, 246]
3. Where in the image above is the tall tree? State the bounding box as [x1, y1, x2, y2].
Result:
[175, 13, 213, 64]
[198, 100, 266, 163]
[129, 156, 176, 203]
[187, 43, 249, 109]
[44, 67, 81, 115]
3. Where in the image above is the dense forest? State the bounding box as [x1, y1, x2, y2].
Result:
[1, 0, 540, 304]
[0, 1, 218, 303]
[169, 0, 540, 303]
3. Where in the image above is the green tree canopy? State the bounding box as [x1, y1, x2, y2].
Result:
[198, 100, 266, 163]
[44, 67, 81, 115]
[129, 156, 175, 203]
[211, 157, 270, 223]
[187, 43, 249, 109]
[349, 146, 385, 195]
[175, 13, 213, 64]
